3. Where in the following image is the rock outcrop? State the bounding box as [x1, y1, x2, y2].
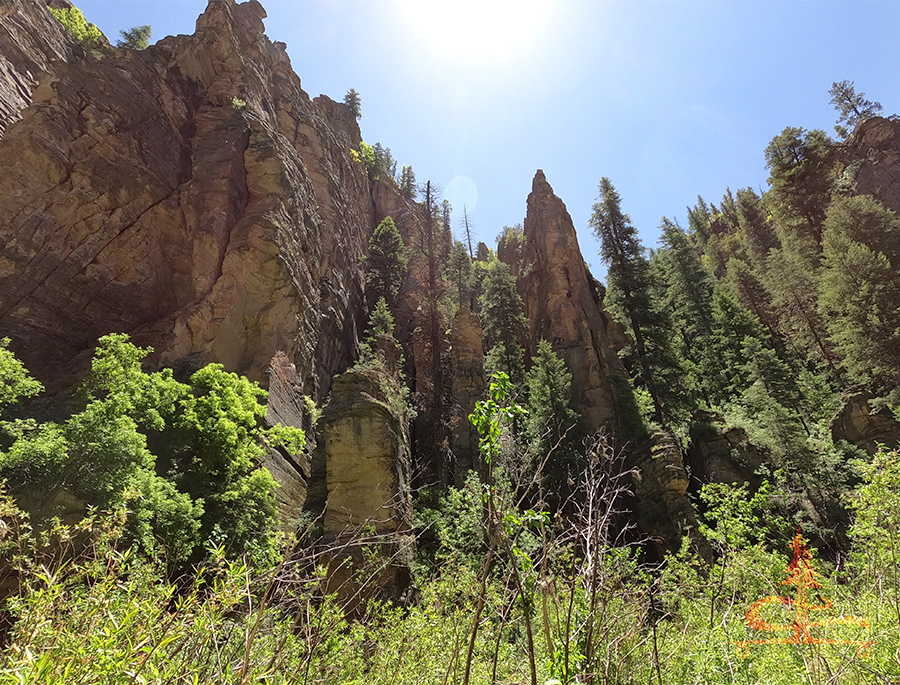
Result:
[831, 389, 900, 455]
[838, 116, 900, 213]
[512, 171, 625, 433]
[0, 0, 371, 399]
[688, 410, 768, 486]
[320, 339, 414, 604]
[635, 431, 712, 560]
[0, 0, 78, 136]
[449, 307, 485, 484]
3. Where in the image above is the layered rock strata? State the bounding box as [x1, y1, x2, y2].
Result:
[320, 338, 414, 604]
[0, 0, 371, 398]
[635, 431, 712, 560]
[688, 410, 768, 486]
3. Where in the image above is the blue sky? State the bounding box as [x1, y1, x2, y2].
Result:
[75, 0, 900, 279]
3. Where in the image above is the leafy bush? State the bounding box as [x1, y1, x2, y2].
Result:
[0, 334, 304, 571]
[48, 6, 105, 53]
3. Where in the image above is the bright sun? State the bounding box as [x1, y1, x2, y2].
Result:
[397, 0, 547, 62]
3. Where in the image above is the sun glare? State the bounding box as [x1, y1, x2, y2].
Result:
[397, 0, 546, 62]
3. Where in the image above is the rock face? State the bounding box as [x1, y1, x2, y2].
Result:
[0, 0, 371, 399]
[635, 431, 712, 561]
[831, 389, 900, 455]
[688, 411, 768, 486]
[449, 307, 485, 484]
[320, 341, 414, 603]
[0, 0, 78, 136]
[839, 116, 900, 213]
[513, 170, 625, 434]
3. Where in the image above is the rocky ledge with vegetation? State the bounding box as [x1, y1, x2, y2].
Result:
[0, 1, 899, 683]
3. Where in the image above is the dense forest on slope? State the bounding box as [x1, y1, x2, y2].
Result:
[1, 1, 899, 682]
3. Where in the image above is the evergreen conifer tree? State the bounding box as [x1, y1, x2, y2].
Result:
[480, 261, 527, 386]
[736, 187, 780, 271]
[363, 216, 408, 312]
[829, 80, 882, 138]
[525, 340, 581, 509]
[590, 178, 683, 421]
[819, 195, 900, 385]
[446, 240, 474, 310]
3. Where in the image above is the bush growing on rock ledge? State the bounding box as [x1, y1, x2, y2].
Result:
[0, 334, 303, 572]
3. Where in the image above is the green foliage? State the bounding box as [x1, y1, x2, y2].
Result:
[591, 178, 684, 422]
[358, 140, 376, 172]
[764, 126, 834, 237]
[399, 164, 417, 199]
[0, 335, 299, 570]
[819, 194, 900, 384]
[343, 87, 361, 118]
[413, 472, 487, 575]
[363, 216, 409, 311]
[446, 240, 474, 310]
[368, 296, 396, 338]
[116, 24, 151, 49]
[49, 6, 105, 53]
[830, 80, 882, 138]
[525, 340, 582, 508]
[0, 338, 42, 410]
[479, 260, 527, 386]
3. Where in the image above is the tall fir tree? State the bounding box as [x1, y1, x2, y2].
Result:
[525, 339, 582, 510]
[819, 195, 900, 385]
[446, 240, 474, 310]
[656, 217, 719, 405]
[363, 216, 408, 312]
[736, 187, 780, 271]
[590, 178, 684, 422]
[764, 127, 834, 241]
[829, 80, 882, 138]
[763, 247, 839, 375]
[480, 261, 527, 387]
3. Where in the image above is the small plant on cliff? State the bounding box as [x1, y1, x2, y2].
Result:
[343, 88, 361, 119]
[49, 5, 106, 54]
[116, 24, 152, 50]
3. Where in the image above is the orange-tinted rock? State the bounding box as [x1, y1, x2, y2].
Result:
[514, 170, 625, 433]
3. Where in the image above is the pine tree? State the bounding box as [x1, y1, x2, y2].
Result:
[764, 127, 834, 240]
[726, 257, 778, 331]
[525, 339, 581, 510]
[819, 195, 900, 385]
[117, 25, 151, 50]
[590, 178, 682, 421]
[399, 165, 417, 200]
[736, 187, 780, 271]
[480, 261, 527, 387]
[830, 80, 882, 138]
[687, 196, 713, 245]
[415, 180, 451, 484]
[343, 88, 361, 119]
[656, 218, 717, 404]
[363, 216, 408, 312]
[446, 240, 474, 310]
[710, 286, 769, 400]
[461, 205, 475, 258]
[763, 247, 839, 375]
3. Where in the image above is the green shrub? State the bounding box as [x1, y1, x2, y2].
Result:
[48, 6, 105, 53]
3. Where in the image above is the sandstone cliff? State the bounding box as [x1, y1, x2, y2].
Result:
[511, 170, 625, 434]
[0, 0, 371, 399]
